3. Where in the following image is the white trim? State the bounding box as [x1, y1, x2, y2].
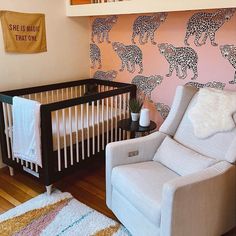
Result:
[66, 0, 236, 17]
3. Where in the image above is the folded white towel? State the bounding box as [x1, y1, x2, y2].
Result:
[188, 88, 236, 138]
[13, 97, 42, 167]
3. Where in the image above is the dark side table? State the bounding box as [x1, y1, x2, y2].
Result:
[118, 118, 157, 138]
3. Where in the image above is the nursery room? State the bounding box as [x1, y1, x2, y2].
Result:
[0, 0, 236, 235]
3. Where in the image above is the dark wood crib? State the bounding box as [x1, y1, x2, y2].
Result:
[0, 79, 136, 193]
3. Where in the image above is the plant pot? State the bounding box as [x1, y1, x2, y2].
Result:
[131, 112, 139, 122]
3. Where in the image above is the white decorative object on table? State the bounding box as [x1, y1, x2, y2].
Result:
[139, 108, 150, 127]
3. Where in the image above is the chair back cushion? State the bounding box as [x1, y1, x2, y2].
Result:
[174, 92, 236, 163]
[159, 86, 198, 136]
[153, 136, 218, 176]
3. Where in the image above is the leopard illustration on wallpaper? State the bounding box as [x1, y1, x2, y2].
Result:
[220, 44, 236, 84]
[155, 103, 170, 120]
[132, 75, 163, 101]
[158, 43, 198, 80]
[112, 42, 143, 74]
[89, 8, 236, 126]
[90, 44, 102, 69]
[93, 70, 118, 81]
[184, 9, 236, 47]
[131, 13, 168, 45]
[185, 81, 226, 90]
[91, 16, 118, 44]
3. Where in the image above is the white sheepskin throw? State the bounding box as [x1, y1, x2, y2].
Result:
[188, 88, 236, 138]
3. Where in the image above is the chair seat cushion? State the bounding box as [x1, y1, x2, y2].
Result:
[153, 136, 218, 176]
[111, 161, 179, 226]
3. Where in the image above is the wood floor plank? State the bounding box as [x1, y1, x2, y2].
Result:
[74, 180, 105, 200]
[0, 195, 15, 212]
[0, 189, 21, 206]
[0, 178, 33, 203]
[0, 174, 39, 198]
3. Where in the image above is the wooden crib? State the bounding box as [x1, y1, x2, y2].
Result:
[0, 79, 136, 193]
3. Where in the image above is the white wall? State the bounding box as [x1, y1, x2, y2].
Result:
[0, 0, 90, 167]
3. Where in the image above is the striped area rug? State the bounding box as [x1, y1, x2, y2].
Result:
[0, 190, 130, 236]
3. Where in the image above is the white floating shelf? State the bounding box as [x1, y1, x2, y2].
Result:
[66, 0, 236, 17]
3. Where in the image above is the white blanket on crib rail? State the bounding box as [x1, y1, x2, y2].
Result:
[13, 97, 42, 167]
[188, 88, 236, 138]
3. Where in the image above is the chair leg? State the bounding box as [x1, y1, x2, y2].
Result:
[8, 166, 14, 176]
[46, 185, 53, 195]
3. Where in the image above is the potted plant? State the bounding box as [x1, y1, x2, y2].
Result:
[129, 98, 143, 121]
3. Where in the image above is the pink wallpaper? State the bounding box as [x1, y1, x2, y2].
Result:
[89, 9, 236, 126]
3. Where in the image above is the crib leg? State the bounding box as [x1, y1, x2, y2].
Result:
[46, 185, 53, 195]
[8, 166, 14, 176]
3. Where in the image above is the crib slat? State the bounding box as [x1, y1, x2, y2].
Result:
[81, 104, 85, 160]
[111, 96, 114, 142]
[119, 94, 122, 141]
[56, 90, 59, 102]
[62, 89, 64, 101]
[102, 99, 105, 150]
[6, 104, 14, 161]
[70, 87, 72, 99]
[75, 105, 79, 163]
[69, 107, 73, 166]
[79, 86, 82, 97]
[122, 93, 126, 140]
[62, 109, 67, 168]
[75, 87, 78, 98]
[86, 103, 90, 157]
[2, 103, 11, 160]
[66, 88, 69, 100]
[127, 93, 131, 139]
[92, 101, 95, 155]
[97, 100, 100, 152]
[40, 93, 43, 103]
[106, 97, 109, 145]
[56, 111, 61, 171]
[51, 90, 54, 103]
[46, 91, 49, 103]
[115, 96, 118, 141]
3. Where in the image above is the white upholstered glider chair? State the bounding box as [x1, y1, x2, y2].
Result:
[106, 86, 236, 236]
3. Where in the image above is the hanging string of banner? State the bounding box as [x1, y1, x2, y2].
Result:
[0, 11, 47, 53]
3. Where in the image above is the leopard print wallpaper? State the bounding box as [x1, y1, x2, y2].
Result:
[89, 9, 236, 126]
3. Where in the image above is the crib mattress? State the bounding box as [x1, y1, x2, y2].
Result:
[51, 105, 124, 151]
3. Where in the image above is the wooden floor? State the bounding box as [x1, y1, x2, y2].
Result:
[0, 165, 235, 236]
[0, 163, 116, 220]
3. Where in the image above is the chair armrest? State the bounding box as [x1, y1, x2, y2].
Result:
[106, 131, 167, 209]
[161, 161, 236, 236]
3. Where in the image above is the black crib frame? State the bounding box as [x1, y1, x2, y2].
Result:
[0, 79, 136, 187]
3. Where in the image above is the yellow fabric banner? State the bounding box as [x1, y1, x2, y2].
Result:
[0, 11, 47, 53]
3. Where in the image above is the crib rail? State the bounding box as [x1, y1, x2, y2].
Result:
[0, 79, 131, 99]
[0, 79, 136, 186]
